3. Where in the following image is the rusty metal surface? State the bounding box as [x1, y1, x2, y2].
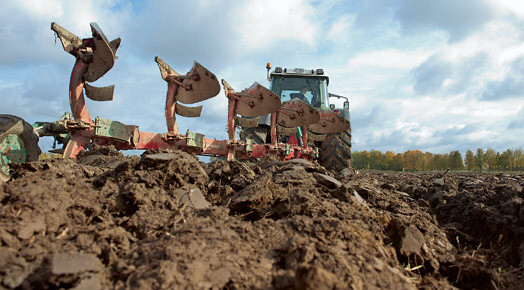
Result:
[227, 96, 236, 161]
[277, 99, 320, 128]
[234, 82, 281, 117]
[108, 38, 121, 56]
[51, 22, 82, 56]
[234, 116, 260, 128]
[63, 129, 94, 159]
[165, 84, 179, 135]
[155, 56, 181, 80]
[175, 103, 202, 118]
[69, 60, 92, 124]
[308, 132, 326, 141]
[309, 109, 350, 134]
[177, 62, 220, 104]
[84, 83, 114, 101]
[84, 23, 115, 82]
[277, 125, 298, 136]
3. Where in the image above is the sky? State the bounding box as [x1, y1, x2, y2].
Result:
[1, 0, 523, 155]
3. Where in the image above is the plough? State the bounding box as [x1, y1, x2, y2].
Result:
[50, 22, 350, 162]
[1, 21, 351, 182]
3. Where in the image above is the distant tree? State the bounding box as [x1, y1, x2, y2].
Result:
[415, 154, 428, 170]
[424, 152, 434, 170]
[501, 149, 513, 171]
[369, 150, 383, 170]
[350, 148, 522, 172]
[495, 152, 503, 171]
[384, 151, 396, 170]
[393, 153, 404, 171]
[431, 154, 446, 171]
[404, 150, 423, 171]
[484, 148, 497, 172]
[351, 152, 364, 169]
[449, 151, 464, 171]
[514, 149, 524, 171]
[464, 150, 474, 172]
[475, 148, 484, 172]
[361, 150, 370, 169]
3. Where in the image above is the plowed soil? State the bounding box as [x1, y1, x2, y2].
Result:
[1, 148, 523, 289]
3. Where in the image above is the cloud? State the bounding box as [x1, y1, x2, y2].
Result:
[351, 104, 398, 131]
[0, 64, 70, 123]
[482, 57, 524, 100]
[507, 107, 524, 129]
[126, 0, 321, 70]
[348, 48, 433, 69]
[411, 52, 490, 96]
[0, 1, 132, 67]
[394, 0, 497, 42]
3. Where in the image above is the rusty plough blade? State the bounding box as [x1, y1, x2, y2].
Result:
[85, 23, 119, 82]
[155, 57, 220, 136]
[234, 117, 260, 128]
[308, 132, 326, 142]
[52, 22, 119, 125]
[277, 98, 320, 128]
[223, 81, 281, 118]
[309, 109, 350, 134]
[222, 80, 282, 160]
[51, 22, 83, 56]
[156, 57, 220, 104]
[175, 103, 203, 118]
[84, 83, 114, 101]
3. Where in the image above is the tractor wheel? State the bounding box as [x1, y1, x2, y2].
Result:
[320, 129, 351, 171]
[240, 126, 269, 144]
[0, 115, 41, 183]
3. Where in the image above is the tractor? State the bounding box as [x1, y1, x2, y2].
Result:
[241, 65, 352, 170]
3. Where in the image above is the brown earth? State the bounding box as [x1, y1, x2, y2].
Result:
[1, 147, 523, 289]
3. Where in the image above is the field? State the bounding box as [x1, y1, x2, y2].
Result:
[1, 147, 523, 289]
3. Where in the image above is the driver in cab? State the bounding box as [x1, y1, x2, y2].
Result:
[291, 86, 310, 105]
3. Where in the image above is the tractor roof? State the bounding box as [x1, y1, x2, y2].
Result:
[270, 67, 329, 81]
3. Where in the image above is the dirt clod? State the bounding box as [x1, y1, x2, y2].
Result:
[1, 149, 523, 289]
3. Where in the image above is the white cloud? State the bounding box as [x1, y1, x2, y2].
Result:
[238, 0, 319, 50]
[348, 48, 435, 69]
[19, 0, 63, 18]
[490, 0, 524, 17]
[326, 14, 355, 42]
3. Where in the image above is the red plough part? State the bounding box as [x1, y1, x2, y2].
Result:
[51, 22, 346, 162]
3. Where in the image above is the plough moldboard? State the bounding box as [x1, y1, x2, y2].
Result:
[51, 22, 349, 162]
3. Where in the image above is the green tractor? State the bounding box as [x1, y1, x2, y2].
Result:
[242, 65, 352, 170]
[0, 115, 41, 182]
[0, 113, 72, 183]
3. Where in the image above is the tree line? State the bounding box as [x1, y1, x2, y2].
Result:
[351, 148, 524, 172]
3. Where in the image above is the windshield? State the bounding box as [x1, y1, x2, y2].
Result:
[270, 76, 326, 108]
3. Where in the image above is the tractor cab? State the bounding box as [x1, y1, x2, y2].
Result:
[267, 67, 329, 109]
[261, 64, 350, 127]
[268, 67, 329, 109]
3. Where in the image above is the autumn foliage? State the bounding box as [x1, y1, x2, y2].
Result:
[352, 148, 524, 172]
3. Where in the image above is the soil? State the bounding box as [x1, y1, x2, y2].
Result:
[1, 147, 523, 289]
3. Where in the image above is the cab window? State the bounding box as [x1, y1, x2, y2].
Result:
[270, 77, 322, 108]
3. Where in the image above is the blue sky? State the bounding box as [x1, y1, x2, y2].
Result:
[1, 0, 523, 155]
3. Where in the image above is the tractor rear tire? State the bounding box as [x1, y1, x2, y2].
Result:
[320, 129, 351, 171]
[0, 115, 41, 183]
[240, 126, 269, 144]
